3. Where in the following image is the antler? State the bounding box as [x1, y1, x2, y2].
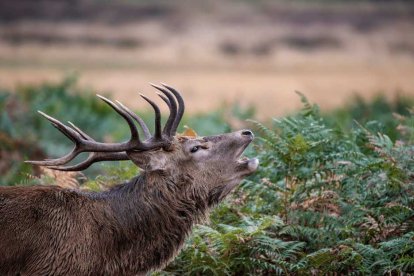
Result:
[26, 84, 185, 171]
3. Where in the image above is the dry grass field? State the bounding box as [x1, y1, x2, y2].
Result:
[0, 1, 413, 118]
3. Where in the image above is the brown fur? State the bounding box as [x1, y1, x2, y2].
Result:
[0, 131, 257, 275]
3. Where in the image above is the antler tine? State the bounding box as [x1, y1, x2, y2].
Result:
[96, 95, 140, 143]
[157, 93, 171, 108]
[68, 121, 93, 141]
[38, 111, 83, 143]
[116, 100, 151, 140]
[140, 94, 162, 139]
[150, 83, 177, 137]
[25, 147, 80, 167]
[48, 152, 129, 171]
[161, 83, 185, 135]
[25, 112, 87, 166]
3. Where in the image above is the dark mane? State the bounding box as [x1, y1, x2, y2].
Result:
[0, 171, 211, 274]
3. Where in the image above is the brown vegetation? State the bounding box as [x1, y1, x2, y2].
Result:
[0, 1, 413, 117]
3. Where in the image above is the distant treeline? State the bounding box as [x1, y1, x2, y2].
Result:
[0, 0, 412, 24]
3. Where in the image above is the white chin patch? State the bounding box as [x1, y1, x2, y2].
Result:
[247, 158, 259, 172]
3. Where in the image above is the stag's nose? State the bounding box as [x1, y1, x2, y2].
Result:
[241, 129, 254, 138]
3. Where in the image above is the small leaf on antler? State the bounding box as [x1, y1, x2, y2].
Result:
[180, 125, 198, 138]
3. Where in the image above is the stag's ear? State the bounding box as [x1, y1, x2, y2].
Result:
[128, 151, 170, 171]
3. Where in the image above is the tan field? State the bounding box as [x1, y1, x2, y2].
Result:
[1, 1, 413, 118]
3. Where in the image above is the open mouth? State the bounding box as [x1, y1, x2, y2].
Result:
[234, 130, 259, 173]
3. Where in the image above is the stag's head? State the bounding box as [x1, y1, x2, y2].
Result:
[27, 84, 258, 205]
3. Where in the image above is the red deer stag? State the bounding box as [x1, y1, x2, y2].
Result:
[0, 84, 259, 275]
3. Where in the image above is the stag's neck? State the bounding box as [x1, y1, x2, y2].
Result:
[96, 172, 207, 271]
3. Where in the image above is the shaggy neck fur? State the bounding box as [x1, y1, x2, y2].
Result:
[95, 170, 210, 273]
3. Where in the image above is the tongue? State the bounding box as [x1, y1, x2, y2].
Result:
[247, 158, 259, 172]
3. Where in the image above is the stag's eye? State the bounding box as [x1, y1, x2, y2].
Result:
[190, 146, 200, 153]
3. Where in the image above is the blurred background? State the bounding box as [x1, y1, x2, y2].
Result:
[1, 0, 414, 183]
[1, 0, 413, 117]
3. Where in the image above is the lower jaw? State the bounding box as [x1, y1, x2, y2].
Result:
[216, 159, 260, 203]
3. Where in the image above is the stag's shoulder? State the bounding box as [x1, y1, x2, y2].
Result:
[0, 185, 93, 214]
[1, 184, 82, 199]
